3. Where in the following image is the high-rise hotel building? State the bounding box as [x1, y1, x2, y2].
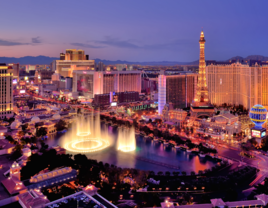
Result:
[206, 60, 265, 110]
[0, 64, 13, 118]
[72, 70, 141, 99]
[52, 49, 95, 78]
[158, 72, 198, 114]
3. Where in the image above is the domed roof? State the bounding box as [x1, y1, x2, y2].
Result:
[10, 119, 22, 129]
[52, 114, 61, 120]
[31, 116, 40, 123]
[214, 116, 227, 124]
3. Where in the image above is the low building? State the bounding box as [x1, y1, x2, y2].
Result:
[162, 104, 187, 126]
[196, 112, 242, 140]
[18, 189, 50, 208]
[2, 162, 27, 196]
[24, 109, 47, 117]
[24, 167, 77, 190]
[0, 139, 15, 155]
[43, 121, 57, 134]
[161, 194, 268, 208]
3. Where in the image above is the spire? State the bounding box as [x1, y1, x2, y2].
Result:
[193, 29, 209, 103]
[199, 30, 205, 43]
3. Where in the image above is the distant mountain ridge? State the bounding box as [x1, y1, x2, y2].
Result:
[228, 55, 268, 62]
[0, 56, 193, 66]
[0, 55, 267, 65]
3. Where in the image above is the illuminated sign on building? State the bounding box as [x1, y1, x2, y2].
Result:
[111, 102, 117, 107]
[252, 130, 261, 138]
[130, 103, 156, 111]
[262, 131, 266, 137]
[20, 90, 26, 94]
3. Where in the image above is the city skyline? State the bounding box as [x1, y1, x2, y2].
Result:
[1, 0, 268, 62]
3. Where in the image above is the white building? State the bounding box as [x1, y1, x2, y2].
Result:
[158, 74, 166, 115]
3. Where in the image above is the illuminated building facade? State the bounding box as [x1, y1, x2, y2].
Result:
[52, 49, 95, 78]
[162, 104, 187, 126]
[8, 63, 19, 80]
[158, 74, 166, 115]
[191, 30, 214, 118]
[196, 112, 241, 140]
[94, 91, 139, 106]
[0, 64, 13, 118]
[206, 61, 263, 110]
[72, 70, 141, 99]
[158, 73, 197, 115]
[60, 49, 88, 61]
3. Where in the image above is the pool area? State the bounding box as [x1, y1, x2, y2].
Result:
[45, 124, 218, 173]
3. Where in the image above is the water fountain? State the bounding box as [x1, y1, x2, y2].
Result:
[62, 112, 111, 153]
[117, 126, 136, 152]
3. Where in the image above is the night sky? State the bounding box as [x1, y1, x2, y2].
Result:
[0, 0, 268, 62]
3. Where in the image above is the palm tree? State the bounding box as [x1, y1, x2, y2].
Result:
[173, 171, 179, 176]
[165, 171, 171, 176]
[13, 144, 23, 152]
[157, 171, 163, 176]
[149, 171, 155, 176]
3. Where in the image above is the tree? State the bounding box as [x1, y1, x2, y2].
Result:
[10, 144, 23, 160]
[182, 171, 187, 176]
[173, 171, 179, 176]
[165, 171, 171, 176]
[36, 127, 47, 138]
[157, 171, 163, 176]
[261, 136, 268, 151]
[55, 119, 67, 131]
[6, 135, 15, 144]
[13, 144, 23, 152]
[21, 123, 29, 131]
[18, 131, 25, 137]
[112, 117, 117, 124]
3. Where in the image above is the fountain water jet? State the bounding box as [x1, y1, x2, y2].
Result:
[117, 126, 136, 152]
[63, 112, 111, 153]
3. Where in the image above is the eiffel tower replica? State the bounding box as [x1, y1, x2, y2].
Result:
[191, 30, 214, 118]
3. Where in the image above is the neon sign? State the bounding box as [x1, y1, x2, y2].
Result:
[252, 130, 261, 138]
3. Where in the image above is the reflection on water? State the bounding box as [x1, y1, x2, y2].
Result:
[46, 124, 217, 173]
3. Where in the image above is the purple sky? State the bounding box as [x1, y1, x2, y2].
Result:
[0, 0, 267, 62]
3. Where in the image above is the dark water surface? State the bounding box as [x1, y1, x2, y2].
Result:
[45, 125, 217, 173]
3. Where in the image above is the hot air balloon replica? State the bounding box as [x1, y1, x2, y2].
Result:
[249, 104, 267, 139]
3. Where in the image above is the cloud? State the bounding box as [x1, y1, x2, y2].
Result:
[0, 39, 29, 46]
[96, 36, 140, 49]
[0, 37, 43, 46]
[94, 36, 194, 50]
[70, 42, 105, 49]
[32, 36, 42, 44]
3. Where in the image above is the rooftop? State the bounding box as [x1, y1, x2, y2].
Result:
[25, 109, 47, 113]
[2, 176, 27, 195]
[18, 189, 49, 208]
